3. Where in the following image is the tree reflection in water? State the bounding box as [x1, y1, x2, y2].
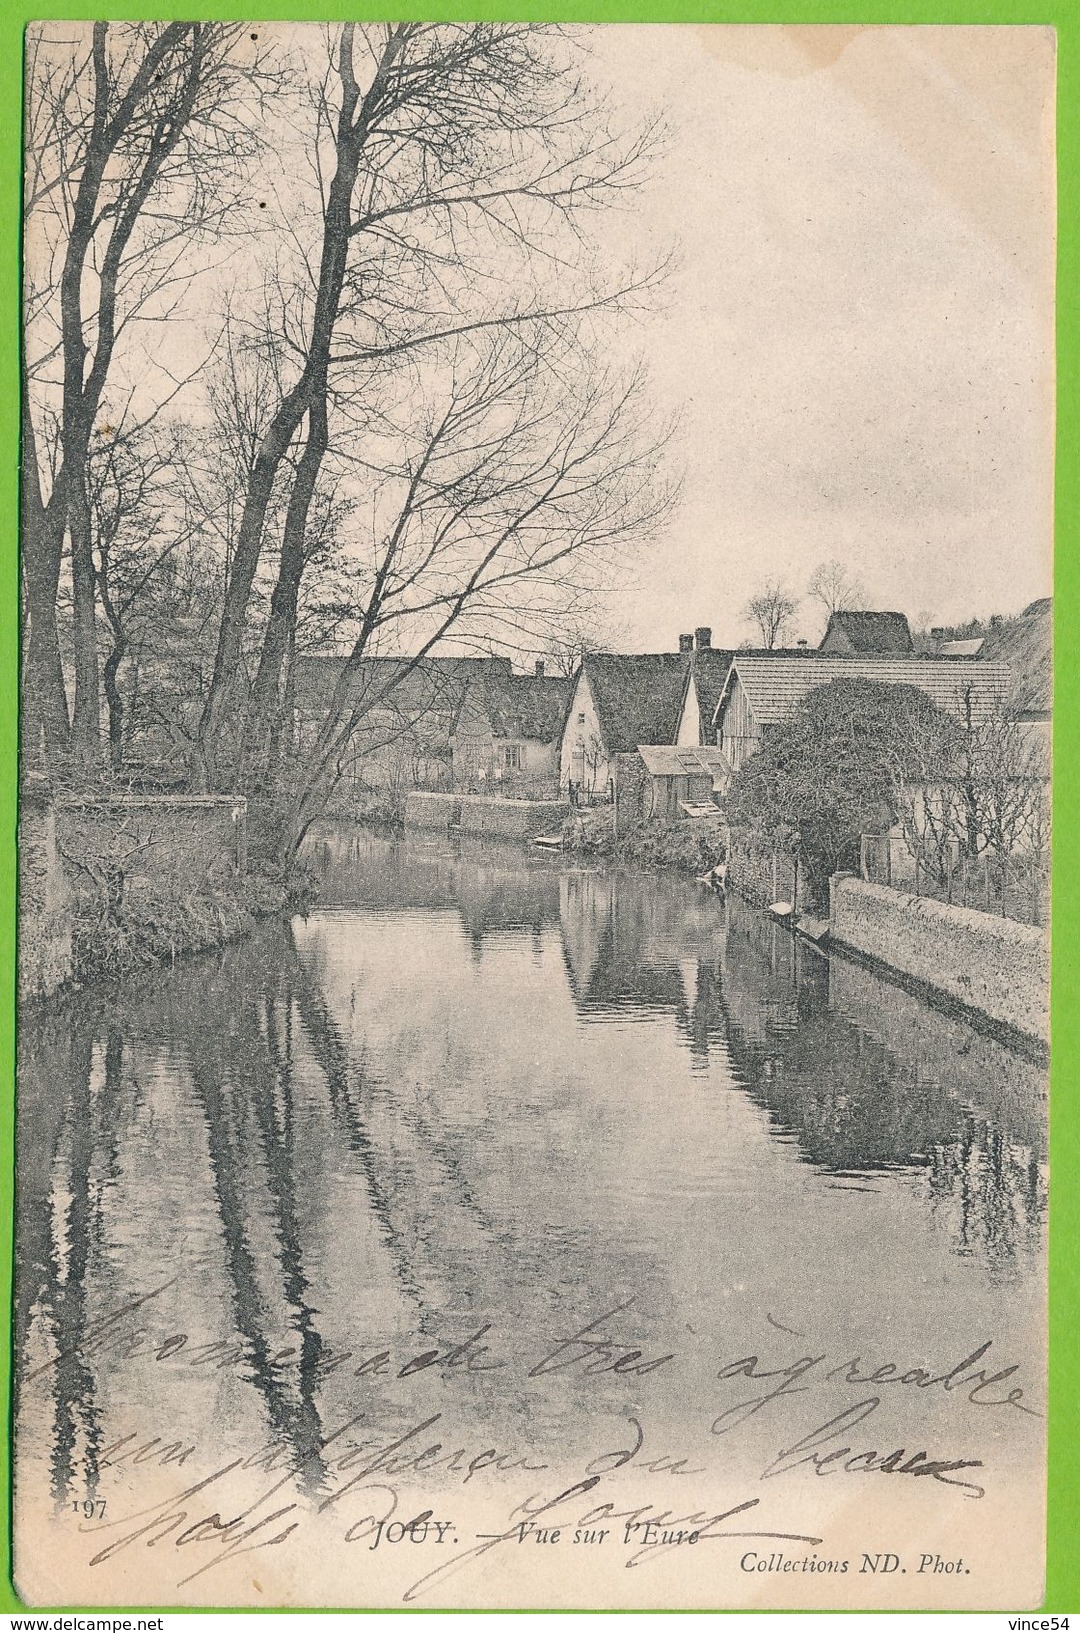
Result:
[16, 828, 1045, 1512]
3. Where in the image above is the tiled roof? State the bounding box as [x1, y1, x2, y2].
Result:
[979, 603, 1052, 715]
[680, 646, 817, 737]
[715, 655, 1014, 730]
[582, 653, 692, 752]
[637, 743, 731, 778]
[820, 610, 914, 653]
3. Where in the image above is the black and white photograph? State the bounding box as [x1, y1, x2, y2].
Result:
[15, 21, 1054, 1610]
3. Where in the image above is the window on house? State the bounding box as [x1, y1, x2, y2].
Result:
[504, 744, 522, 770]
[577, 712, 585, 724]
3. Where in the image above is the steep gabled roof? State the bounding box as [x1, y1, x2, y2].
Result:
[573, 653, 691, 752]
[820, 610, 914, 654]
[678, 646, 818, 737]
[715, 654, 1014, 731]
[679, 649, 737, 737]
[979, 601, 1052, 715]
[458, 670, 571, 742]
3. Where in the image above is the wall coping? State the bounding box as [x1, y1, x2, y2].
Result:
[57, 794, 247, 811]
[831, 872, 1047, 949]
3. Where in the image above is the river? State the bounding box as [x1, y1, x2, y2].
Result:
[13, 826, 1048, 1607]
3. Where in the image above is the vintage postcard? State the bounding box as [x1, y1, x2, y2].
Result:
[14, 21, 1054, 1612]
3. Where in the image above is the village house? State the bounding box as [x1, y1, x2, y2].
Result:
[674, 630, 736, 747]
[558, 648, 691, 798]
[713, 653, 1013, 773]
[818, 610, 914, 655]
[291, 652, 513, 803]
[450, 663, 571, 795]
[673, 631, 819, 747]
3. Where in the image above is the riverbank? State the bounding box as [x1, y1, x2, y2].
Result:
[561, 805, 729, 875]
[19, 779, 320, 1000]
[66, 861, 314, 986]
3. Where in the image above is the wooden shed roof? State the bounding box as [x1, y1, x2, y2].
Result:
[636, 743, 731, 778]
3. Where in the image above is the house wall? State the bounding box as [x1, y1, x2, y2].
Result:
[451, 688, 493, 788]
[829, 874, 1049, 1043]
[338, 709, 453, 795]
[717, 675, 759, 771]
[675, 680, 701, 746]
[560, 670, 611, 795]
[453, 716, 557, 793]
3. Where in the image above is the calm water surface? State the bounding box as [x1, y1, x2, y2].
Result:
[16, 827, 1047, 1528]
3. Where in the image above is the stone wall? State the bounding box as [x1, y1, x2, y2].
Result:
[829, 873, 1049, 1043]
[55, 795, 247, 911]
[727, 826, 811, 909]
[404, 790, 567, 840]
[404, 791, 461, 831]
[456, 794, 567, 840]
[18, 776, 74, 1004]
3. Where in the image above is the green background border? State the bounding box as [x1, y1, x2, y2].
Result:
[0, 1, 1075, 1615]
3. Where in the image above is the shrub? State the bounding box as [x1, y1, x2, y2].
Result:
[562, 806, 616, 855]
[619, 815, 728, 873]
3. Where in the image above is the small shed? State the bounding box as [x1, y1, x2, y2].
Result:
[633, 744, 731, 821]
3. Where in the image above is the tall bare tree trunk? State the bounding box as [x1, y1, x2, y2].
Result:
[20, 398, 72, 768]
[194, 24, 404, 791]
[21, 544, 71, 770]
[247, 396, 329, 780]
[68, 475, 102, 767]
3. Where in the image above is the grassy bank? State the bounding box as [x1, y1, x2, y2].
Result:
[70, 861, 317, 984]
[562, 807, 728, 874]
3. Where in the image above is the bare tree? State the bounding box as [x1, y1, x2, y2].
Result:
[743, 578, 799, 649]
[274, 332, 673, 859]
[22, 22, 278, 772]
[191, 21, 667, 794]
[807, 558, 866, 620]
[542, 612, 628, 679]
[887, 684, 1049, 887]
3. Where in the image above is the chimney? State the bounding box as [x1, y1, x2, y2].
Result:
[678, 633, 693, 653]
[694, 626, 712, 650]
[534, 658, 545, 677]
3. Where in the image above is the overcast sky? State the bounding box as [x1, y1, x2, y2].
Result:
[586, 25, 1055, 650]
[36, 24, 1053, 660]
